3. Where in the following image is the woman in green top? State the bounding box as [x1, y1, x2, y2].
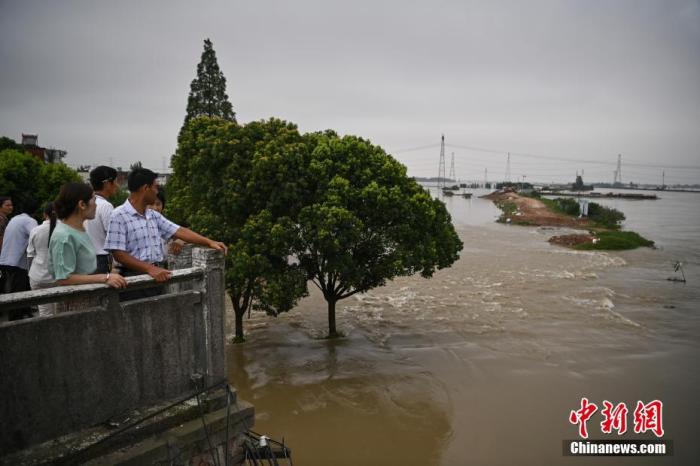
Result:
[50, 183, 127, 289]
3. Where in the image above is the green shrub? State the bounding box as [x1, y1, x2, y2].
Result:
[111, 187, 129, 206]
[588, 202, 625, 229]
[554, 197, 580, 216]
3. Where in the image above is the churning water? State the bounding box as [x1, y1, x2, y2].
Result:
[228, 188, 700, 465]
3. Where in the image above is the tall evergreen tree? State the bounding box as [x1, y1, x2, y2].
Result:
[184, 38, 236, 125]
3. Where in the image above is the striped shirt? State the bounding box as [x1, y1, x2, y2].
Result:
[104, 200, 179, 264]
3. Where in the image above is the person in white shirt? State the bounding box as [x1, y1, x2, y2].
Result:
[27, 202, 58, 316]
[0, 199, 39, 320]
[84, 166, 119, 273]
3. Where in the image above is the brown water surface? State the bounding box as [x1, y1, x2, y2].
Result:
[227, 192, 700, 465]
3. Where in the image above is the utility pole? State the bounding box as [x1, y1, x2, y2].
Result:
[505, 152, 511, 184]
[437, 134, 446, 190]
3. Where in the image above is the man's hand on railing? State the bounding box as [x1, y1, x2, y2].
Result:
[207, 240, 228, 255]
[147, 265, 173, 283]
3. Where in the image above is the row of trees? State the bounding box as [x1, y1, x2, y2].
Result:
[0, 147, 80, 217]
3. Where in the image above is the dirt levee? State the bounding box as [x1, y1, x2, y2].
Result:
[482, 190, 591, 228]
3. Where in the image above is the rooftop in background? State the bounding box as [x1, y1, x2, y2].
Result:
[21, 133, 38, 146]
[15, 133, 67, 164]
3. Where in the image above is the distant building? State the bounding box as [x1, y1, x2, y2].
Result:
[21, 134, 38, 146]
[21, 133, 67, 163]
[76, 166, 169, 187]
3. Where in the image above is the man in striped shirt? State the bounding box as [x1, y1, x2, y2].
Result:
[104, 168, 226, 299]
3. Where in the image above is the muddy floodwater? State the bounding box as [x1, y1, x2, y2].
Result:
[227, 188, 700, 465]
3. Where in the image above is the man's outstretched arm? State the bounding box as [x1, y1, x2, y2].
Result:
[173, 227, 228, 255]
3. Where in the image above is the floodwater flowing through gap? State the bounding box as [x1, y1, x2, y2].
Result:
[227, 188, 700, 465]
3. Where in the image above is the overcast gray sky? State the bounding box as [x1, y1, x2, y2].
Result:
[1, 0, 699, 184]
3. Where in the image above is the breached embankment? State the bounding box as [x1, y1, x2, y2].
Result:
[481, 190, 596, 247]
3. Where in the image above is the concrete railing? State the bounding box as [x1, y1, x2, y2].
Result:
[0, 248, 226, 454]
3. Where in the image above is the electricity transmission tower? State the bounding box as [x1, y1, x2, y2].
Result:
[484, 167, 488, 187]
[613, 154, 622, 185]
[438, 135, 446, 190]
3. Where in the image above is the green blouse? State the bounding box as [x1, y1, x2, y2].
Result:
[49, 222, 97, 280]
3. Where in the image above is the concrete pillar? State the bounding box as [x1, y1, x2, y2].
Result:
[192, 248, 226, 386]
[167, 244, 194, 294]
[167, 243, 193, 270]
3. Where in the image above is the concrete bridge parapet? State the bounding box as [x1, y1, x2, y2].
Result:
[0, 248, 253, 464]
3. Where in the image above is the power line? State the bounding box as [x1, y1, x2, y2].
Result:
[444, 143, 700, 170]
[391, 143, 441, 153]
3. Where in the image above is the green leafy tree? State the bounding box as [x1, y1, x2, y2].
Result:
[0, 149, 43, 215]
[129, 161, 143, 171]
[37, 162, 81, 204]
[111, 187, 129, 207]
[294, 133, 464, 337]
[168, 117, 307, 341]
[0, 136, 24, 152]
[183, 39, 236, 126]
[0, 149, 80, 217]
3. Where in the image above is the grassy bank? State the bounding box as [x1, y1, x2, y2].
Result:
[575, 230, 654, 251]
[495, 201, 518, 222]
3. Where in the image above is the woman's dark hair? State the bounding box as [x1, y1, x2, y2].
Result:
[54, 183, 94, 220]
[44, 202, 57, 246]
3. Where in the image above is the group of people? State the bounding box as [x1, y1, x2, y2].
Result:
[0, 166, 226, 320]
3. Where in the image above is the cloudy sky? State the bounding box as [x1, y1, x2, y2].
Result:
[1, 0, 699, 184]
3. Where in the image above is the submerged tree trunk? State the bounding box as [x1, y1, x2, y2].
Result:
[229, 290, 247, 343]
[234, 309, 245, 342]
[327, 298, 338, 338]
